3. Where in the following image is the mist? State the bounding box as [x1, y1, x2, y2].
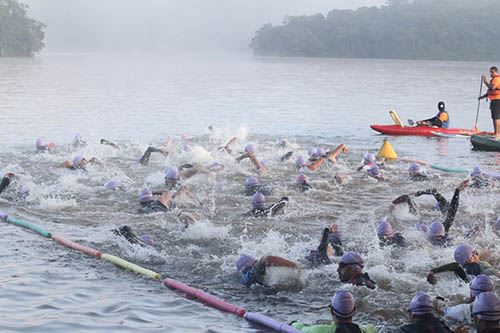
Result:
[24, 0, 385, 54]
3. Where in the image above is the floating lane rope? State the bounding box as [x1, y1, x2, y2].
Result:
[101, 253, 161, 280]
[6, 216, 51, 238]
[430, 165, 468, 174]
[52, 234, 102, 258]
[244, 312, 302, 333]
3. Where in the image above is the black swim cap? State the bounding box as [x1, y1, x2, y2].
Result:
[438, 101, 445, 111]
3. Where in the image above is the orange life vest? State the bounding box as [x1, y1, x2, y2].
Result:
[488, 76, 500, 100]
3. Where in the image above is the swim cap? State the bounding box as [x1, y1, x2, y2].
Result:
[245, 144, 256, 153]
[330, 290, 356, 318]
[165, 167, 179, 180]
[296, 156, 306, 168]
[472, 292, 500, 321]
[280, 138, 288, 146]
[364, 153, 375, 165]
[72, 156, 85, 169]
[377, 221, 393, 238]
[340, 252, 364, 266]
[245, 176, 258, 187]
[317, 148, 326, 157]
[416, 224, 428, 233]
[138, 189, 153, 203]
[470, 275, 494, 297]
[296, 173, 308, 184]
[408, 293, 433, 316]
[471, 166, 482, 177]
[367, 165, 380, 178]
[236, 254, 256, 271]
[438, 101, 445, 112]
[454, 244, 474, 266]
[36, 138, 46, 150]
[433, 202, 440, 211]
[252, 192, 266, 209]
[208, 162, 224, 170]
[105, 180, 118, 190]
[308, 147, 317, 157]
[495, 216, 500, 229]
[140, 234, 154, 245]
[409, 162, 421, 175]
[428, 222, 445, 237]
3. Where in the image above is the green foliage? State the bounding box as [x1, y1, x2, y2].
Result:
[0, 0, 45, 57]
[249, 0, 500, 61]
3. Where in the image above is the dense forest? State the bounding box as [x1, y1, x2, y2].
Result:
[249, 0, 500, 61]
[0, 0, 45, 57]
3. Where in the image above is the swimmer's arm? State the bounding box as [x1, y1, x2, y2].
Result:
[157, 191, 171, 207]
[443, 189, 460, 234]
[180, 167, 200, 179]
[307, 156, 326, 171]
[247, 152, 266, 172]
[88, 157, 102, 165]
[260, 255, 298, 269]
[235, 152, 250, 162]
[431, 262, 468, 282]
[326, 143, 348, 163]
[57, 160, 73, 168]
[317, 228, 330, 254]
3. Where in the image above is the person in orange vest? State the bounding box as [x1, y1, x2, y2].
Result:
[416, 101, 449, 128]
[479, 66, 500, 138]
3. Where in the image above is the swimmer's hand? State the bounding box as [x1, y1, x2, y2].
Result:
[427, 271, 437, 285]
[280, 196, 289, 202]
[458, 179, 469, 191]
[454, 324, 470, 333]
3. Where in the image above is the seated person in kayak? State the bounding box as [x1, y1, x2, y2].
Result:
[236, 254, 300, 287]
[416, 101, 449, 128]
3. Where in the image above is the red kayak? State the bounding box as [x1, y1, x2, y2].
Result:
[370, 124, 476, 137]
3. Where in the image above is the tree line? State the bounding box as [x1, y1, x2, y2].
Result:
[0, 0, 45, 57]
[249, 0, 500, 61]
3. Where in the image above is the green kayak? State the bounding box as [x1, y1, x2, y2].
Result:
[471, 134, 500, 151]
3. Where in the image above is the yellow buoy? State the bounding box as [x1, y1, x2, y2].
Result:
[377, 138, 398, 159]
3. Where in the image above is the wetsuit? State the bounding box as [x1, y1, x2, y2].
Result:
[100, 139, 119, 149]
[239, 260, 266, 286]
[244, 197, 288, 218]
[480, 328, 500, 333]
[422, 110, 449, 128]
[112, 225, 149, 247]
[395, 315, 452, 332]
[409, 173, 430, 182]
[380, 232, 407, 248]
[292, 321, 377, 333]
[351, 273, 377, 289]
[138, 200, 170, 214]
[470, 175, 490, 189]
[429, 188, 461, 246]
[138, 147, 168, 166]
[0, 176, 11, 194]
[392, 194, 419, 215]
[431, 261, 497, 283]
[306, 228, 332, 267]
[280, 151, 293, 162]
[328, 234, 344, 256]
[296, 182, 313, 192]
[414, 188, 449, 214]
[244, 184, 272, 196]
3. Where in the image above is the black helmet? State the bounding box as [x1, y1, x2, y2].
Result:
[438, 101, 445, 111]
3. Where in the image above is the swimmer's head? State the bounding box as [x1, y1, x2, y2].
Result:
[165, 167, 179, 180]
[338, 252, 364, 282]
[438, 101, 445, 112]
[296, 156, 306, 168]
[252, 192, 266, 209]
[308, 147, 317, 157]
[330, 290, 356, 319]
[416, 224, 428, 233]
[408, 162, 421, 176]
[495, 216, 500, 229]
[140, 234, 154, 246]
[280, 138, 288, 146]
[72, 156, 87, 169]
[377, 221, 393, 239]
[317, 148, 326, 158]
[364, 153, 375, 165]
[428, 221, 445, 237]
[367, 165, 380, 178]
[296, 173, 308, 184]
[138, 189, 153, 203]
[471, 166, 482, 178]
[245, 176, 258, 188]
[245, 144, 256, 153]
[105, 180, 118, 191]
[470, 275, 493, 297]
[408, 293, 433, 316]
[339, 251, 364, 267]
[472, 292, 500, 322]
[454, 244, 476, 266]
[36, 138, 45, 150]
[236, 254, 256, 271]
[433, 202, 440, 211]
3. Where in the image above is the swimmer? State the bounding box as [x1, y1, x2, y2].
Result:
[470, 166, 496, 189]
[243, 176, 272, 196]
[243, 192, 288, 218]
[138, 147, 170, 166]
[72, 133, 87, 147]
[235, 144, 267, 172]
[0, 173, 15, 195]
[217, 136, 238, 155]
[112, 225, 153, 248]
[308, 144, 348, 171]
[367, 164, 386, 181]
[236, 254, 300, 287]
[427, 244, 499, 284]
[35, 138, 54, 152]
[328, 224, 344, 257]
[377, 221, 407, 247]
[295, 173, 313, 192]
[408, 162, 431, 182]
[100, 139, 120, 149]
[305, 228, 332, 267]
[435, 275, 493, 326]
[291, 290, 377, 333]
[278, 138, 289, 148]
[58, 155, 102, 170]
[472, 292, 500, 333]
[395, 293, 465, 333]
[177, 162, 224, 180]
[278, 151, 293, 162]
[104, 180, 119, 191]
[295, 156, 307, 169]
[337, 252, 376, 289]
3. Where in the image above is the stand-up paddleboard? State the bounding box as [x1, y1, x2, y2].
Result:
[430, 131, 470, 138]
[471, 134, 500, 151]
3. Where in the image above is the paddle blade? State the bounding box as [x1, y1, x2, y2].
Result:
[474, 125, 479, 134]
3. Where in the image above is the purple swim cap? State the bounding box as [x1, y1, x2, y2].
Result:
[236, 255, 256, 271]
[364, 153, 375, 165]
[470, 275, 493, 297]
[35, 138, 45, 150]
[433, 202, 440, 211]
[416, 224, 428, 233]
[472, 292, 500, 321]
[296, 156, 306, 168]
[409, 162, 421, 175]
[138, 189, 153, 203]
[367, 165, 380, 177]
[165, 167, 179, 180]
[340, 252, 364, 266]
[428, 222, 445, 237]
[252, 192, 266, 209]
[377, 221, 392, 238]
[408, 293, 433, 315]
[454, 244, 474, 266]
[495, 216, 500, 229]
[140, 234, 154, 245]
[317, 148, 326, 157]
[471, 166, 482, 177]
[245, 144, 256, 153]
[308, 147, 318, 157]
[72, 156, 85, 169]
[245, 176, 258, 187]
[105, 180, 118, 190]
[296, 173, 308, 184]
[330, 290, 355, 318]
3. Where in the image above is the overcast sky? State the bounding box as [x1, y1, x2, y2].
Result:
[24, 0, 385, 53]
